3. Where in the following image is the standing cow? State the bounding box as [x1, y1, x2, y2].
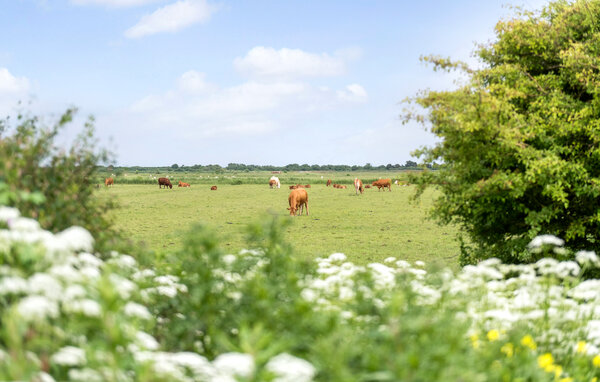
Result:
[288, 188, 309, 216]
[105, 177, 114, 187]
[354, 178, 364, 195]
[326, 179, 332, 187]
[372, 178, 392, 192]
[158, 177, 173, 189]
[269, 176, 281, 189]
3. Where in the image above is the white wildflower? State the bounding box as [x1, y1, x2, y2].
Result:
[136, 331, 159, 350]
[64, 299, 102, 317]
[222, 254, 237, 265]
[28, 273, 62, 299]
[108, 254, 137, 269]
[49, 264, 83, 283]
[156, 285, 177, 297]
[0, 206, 20, 222]
[383, 257, 396, 263]
[68, 368, 103, 382]
[529, 234, 564, 249]
[79, 266, 101, 279]
[576, 251, 599, 266]
[555, 261, 580, 278]
[51, 346, 86, 366]
[132, 268, 156, 281]
[124, 302, 152, 320]
[8, 217, 40, 231]
[109, 274, 137, 299]
[328, 253, 347, 262]
[170, 352, 214, 376]
[301, 288, 318, 302]
[265, 353, 316, 382]
[213, 352, 255, 378]
[414, 260, 425, 267]
[55, 226, 94, 253]
[77, 253, 103, 268]
[63, 285, 87, 301]
[0, 276, 28, 295]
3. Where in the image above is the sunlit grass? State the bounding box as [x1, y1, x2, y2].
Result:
[105, 182, 462, 267]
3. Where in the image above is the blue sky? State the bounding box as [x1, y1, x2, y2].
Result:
[1, 0, 547, 166]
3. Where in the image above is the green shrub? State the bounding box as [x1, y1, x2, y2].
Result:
[0, 109, 118, 253]
[406, 0, 600, 265]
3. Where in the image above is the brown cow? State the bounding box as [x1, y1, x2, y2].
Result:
[158, 177, 173, 189]
[210, 185, 217, 190]
[364, 184, 371, 189]
[289, 185, 298, 189]
[304, 184, 311, 188]
[105, 177, 114, 187]
[269, 179, 278, 188]
[288, 188, 309, 216]
[372, 178, 392, 191]
[178, 181, 190, 187]
[354, 178, 364, 195]
[326, 179, 332, 187]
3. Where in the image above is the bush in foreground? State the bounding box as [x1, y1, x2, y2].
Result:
[4, 202, 600, 380]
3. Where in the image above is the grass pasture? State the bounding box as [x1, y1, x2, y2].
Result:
[106, 178, 463, 267]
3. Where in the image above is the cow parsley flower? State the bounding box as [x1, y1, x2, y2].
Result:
[56, 226, 94, 253]
[8, 217, 40, 232]
[265, 353, 316, 382]
[28, 273, 63, 299]
[0, 276, 28, 295]
[328, 253, 347, 262]
[50, 346, 86, 366]
[529, 235, 564, 249]
[136, 331, 159, 350]
[124, 302, 152, 320]
[213, 352, 255, 378]
[576, 251, 599, 266]
[0, 206, 20, 222]
[68, 368, 103, 382]
[64, 299, 102, 317]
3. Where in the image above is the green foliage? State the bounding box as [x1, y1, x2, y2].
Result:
[0, 109, 118, 252]
[406, 0, 600, 264]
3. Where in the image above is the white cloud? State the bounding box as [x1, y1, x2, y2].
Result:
[70, 0, 160, 7]
[176, 70, 210, 93]
[234, 47, 345, 79]
[0, 68, 30, 94]
[336, 83, 367, 102]
[125, 0, 215, 39]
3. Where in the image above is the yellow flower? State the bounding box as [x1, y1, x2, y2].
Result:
[487, 329, 500, 342]
[592, 378, 598, 382]
[593, 354, 600, 368]
[521, 334, 537, 350]
[470, 334, 480, 349]
[559, 378, 573, 382]
[553, 365, 563, 378]
[501, 343, 514, 358]
[537, 353, 554, 371]
[577, 341, 587, 354]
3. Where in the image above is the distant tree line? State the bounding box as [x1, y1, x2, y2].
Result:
[100, 160, 433, 173]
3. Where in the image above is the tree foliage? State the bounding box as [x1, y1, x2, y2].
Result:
[406, 0, 600, 264]
[0, 108, 118, 252]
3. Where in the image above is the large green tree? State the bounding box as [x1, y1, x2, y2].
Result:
[406, 0, 600, 264]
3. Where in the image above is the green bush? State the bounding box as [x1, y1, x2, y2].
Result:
[405, 0, 600, 265]
[0, 109, 118, 253]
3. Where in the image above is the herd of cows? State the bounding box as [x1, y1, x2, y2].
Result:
[102, 175, 395, 216]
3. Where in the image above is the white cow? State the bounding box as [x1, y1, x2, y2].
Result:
[269, 176, 281, 189]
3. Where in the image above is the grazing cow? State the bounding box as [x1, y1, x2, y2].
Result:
[304, 184, 311, 188]
[289, 185, 297, 190]
[364, 184, 371, 189]
[178, 181, 191, 187]
[288, 188, 309, 216]
[105, 177, 114, 187]
[158, 177, 173, 189]
[354, 178, 364, 195]
[340, 185, 347, 189]
[372, 178, 392, 192]
[210, 186, 217, 190]
[326, 179, 332, 187]
[269, 176, 281, 189]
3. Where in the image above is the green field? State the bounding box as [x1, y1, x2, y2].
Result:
[105, 172, 463, 267]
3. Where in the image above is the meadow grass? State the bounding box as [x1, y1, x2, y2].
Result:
[106, 178, 462, 267]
